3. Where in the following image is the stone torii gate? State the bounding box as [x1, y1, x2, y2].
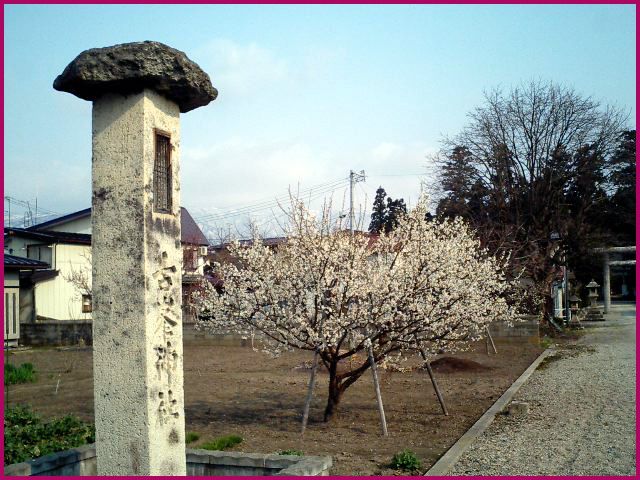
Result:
[54, 41, 217, 475]
[594, 246, 636, 314]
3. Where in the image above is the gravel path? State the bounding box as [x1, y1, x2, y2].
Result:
[449, 303, 636, 476]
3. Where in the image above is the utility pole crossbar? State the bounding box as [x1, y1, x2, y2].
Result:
[349, 170, 366, 235]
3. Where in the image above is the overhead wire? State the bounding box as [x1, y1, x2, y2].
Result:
[198, 182, 350, 237]
[194, 178, 349, 222]
[195, 177, 348, 221]
[199, 183, 349, 228]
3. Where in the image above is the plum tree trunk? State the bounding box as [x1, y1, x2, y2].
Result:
[323, 362, 344, 422]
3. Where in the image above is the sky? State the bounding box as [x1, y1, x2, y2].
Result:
[3, 4, 636, 240]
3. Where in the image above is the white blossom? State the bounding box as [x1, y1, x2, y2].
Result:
[193, 195, 525, 420]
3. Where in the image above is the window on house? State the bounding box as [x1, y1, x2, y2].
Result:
[82, 294, 92, 313]
[153, 132, 172, 212]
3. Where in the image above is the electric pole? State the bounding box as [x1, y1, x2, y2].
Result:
[349, 170, 366, 234]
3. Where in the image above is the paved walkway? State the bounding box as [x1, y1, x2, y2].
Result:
[448, 302, 636, 476]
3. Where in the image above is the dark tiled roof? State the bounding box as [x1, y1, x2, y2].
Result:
[180, 207, 209, 246]
[30, 269, 59, 282]
[27, 207, 91, 231]
[24, 207, 207, 246]
[5, 227, 92, 245]
[4, 254, 50, 269]
[210, 236, 288, 251]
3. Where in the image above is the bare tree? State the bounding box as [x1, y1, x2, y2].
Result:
[434, 80, 628, 314]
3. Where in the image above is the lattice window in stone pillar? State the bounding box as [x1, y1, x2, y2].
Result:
[154, 132, 172, 213]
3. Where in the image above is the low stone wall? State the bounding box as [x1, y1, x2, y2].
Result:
[19, 320, 93, 347]
[4, 445, 332, 476]
[183, 326, 255, 347]
[16, 317, 540, 348]
[17, 322, 252, 348]
[4, 444, 97, 476]
[186, 449, 332, 476]
[488, 315, 540, 344]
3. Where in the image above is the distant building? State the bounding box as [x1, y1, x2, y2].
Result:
[4, 207, 208, 328]
[4, 227, 92, 322]
[3, 254, 49, 345]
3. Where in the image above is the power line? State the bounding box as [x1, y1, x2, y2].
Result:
[366, 172, 426, 178]
[194, 178, 349, 222]
[198, 182, 350, 227]
[197, 176, 347, 215]
[4, 196, 60, 217]
[194, 177, 348, 221]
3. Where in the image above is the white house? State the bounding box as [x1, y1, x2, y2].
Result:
[4, 227, 93, 321]
[3, 254, 49, 345]
[4, 206, 208, 323]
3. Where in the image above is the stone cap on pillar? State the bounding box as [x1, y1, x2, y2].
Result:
[53, 41, 217, 113]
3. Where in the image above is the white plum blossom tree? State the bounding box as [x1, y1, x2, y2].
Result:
[194, 196, 521, 421]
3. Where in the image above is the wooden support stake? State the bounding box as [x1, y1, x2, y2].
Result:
[368, 346, 389, 436]
[301, 350, 319, 435]
[420, 349, 449, 416]
[486, 326, 497, 354]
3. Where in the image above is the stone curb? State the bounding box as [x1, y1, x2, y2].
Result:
[424, 348, 554, 476]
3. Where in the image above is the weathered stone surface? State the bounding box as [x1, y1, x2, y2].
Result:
[54, 41, 217, 113]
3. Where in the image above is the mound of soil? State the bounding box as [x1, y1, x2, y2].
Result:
[430, 356, 490, 373]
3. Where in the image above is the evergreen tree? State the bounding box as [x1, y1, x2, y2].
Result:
[384, 198, 407, 233]
[607, 130, 636, 244]
[432, 81, 628, 315]
[368, 187, 388, 233]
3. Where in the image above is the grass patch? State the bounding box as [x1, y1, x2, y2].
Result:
[4, 363, 36, 385]
[200, 434, 243, 451]
[185, 432, 200, 444]
[538, 344, 597, 370]
[4, 405, 95, 466]
[539, 336, 554, 349]
[390, 449, 422, 472]
[538, 354, 562, 370]
[278, 449, 303, 456]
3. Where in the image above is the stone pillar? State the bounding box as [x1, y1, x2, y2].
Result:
[603, 253, 611, 314]
[54, 41, 216, 475]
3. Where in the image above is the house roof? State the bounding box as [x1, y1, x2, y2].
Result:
[180, 207, 208, 246]
[210, 232, 380, 252]
[4, 227, 92, 246]
[210, 236, 288, 251]
[30, 269, 60, 282]
[4, 254, 50, 270]
[27, 207, 91, 231]
[26, 207, 208, 246]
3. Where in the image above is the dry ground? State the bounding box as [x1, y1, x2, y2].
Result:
[4, 337, 542, 475]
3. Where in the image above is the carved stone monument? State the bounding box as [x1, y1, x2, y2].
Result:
[54, 41, 216, 475]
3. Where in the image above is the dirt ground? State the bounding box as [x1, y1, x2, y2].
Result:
[4, 337, 542, 475]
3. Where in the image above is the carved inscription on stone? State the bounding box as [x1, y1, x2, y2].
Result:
[152, 251, 181, 424]
[157, 389, 180, 425]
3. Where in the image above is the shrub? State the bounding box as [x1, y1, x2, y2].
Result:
[4, 405, 95, 466]
[185, 432, 200, 443]
[390, 449, 422, 472]
[4, 363, 36, 385]
[200, 434, 243, 451]
[278, 449, 303, 456]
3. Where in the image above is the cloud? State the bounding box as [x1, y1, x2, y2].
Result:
[363, 141, 439, 210]
[181, 137, 441, 239]
[197, 39, 289, 97]
[194, 39, 345, 99]
[181, 136, 345, 238]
